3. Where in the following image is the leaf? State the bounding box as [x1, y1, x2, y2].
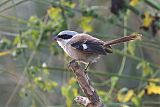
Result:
[13, 36, 21, 45]
[29, 66, 40, 77]
[72, 88, 78, 96]
[97, 90, 109, 102]
[28, 41, 34, 49]
[0, 38, 12, 49]
[51, 81, 58, 87]
[127, 42, 136, 56]
[144, 0, 160, 10]
[138, 90, 145, 98]
[28, 16, 40, 26]
[61, 86, 72, 107]
[80, 16, 93, 32]
[61, 77, 78, 107]
[47, 7, 62, 21]
[69, 77, 77, 85]
[142, 12, 153, 28]
[0, 51, 11, 56]
[130, 0, 139, 6]
[125, 90, 134, 102]
[34, 77, 43, 83]
[146, 83, 160, 95]
[44, 81, 58, 91]
[34, 76, 57, 91]
[111, 76, 118, 87]
[117, 88, 134, 103]
[136, 61, 153, 77]
[63, 1, 76, 8]
[149, 78, 160, 83]
[121, 105, 130, 107]
[143, 63, 153, 76]
[42, 62, 49, 74]
[131, 96, 142, 107]
[98, 90, 106, 96]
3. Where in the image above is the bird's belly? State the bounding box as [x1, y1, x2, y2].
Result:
[65, 45, 100, 63]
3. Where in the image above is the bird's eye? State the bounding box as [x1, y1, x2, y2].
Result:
[57, 34, 73, 39]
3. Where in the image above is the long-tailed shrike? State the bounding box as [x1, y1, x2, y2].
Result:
[54, 30, 141, 70]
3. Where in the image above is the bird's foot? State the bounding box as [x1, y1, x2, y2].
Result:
[68, 59, 77, 68]
[84, 63, 90, 74]
[68, 60, 91, 74]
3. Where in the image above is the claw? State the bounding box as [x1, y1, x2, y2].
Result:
[68, 59, 79, 70]
[84, 62, 90, 73]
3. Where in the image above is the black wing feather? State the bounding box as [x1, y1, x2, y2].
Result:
[71, 40, 106, 55]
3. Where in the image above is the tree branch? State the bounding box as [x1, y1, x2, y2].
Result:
[69, 60, 106, 107]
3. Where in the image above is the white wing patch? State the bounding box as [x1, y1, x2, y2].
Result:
[82, 44, 88, 50]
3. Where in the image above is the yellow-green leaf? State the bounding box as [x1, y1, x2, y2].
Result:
[131, 96, 141, 107]
[80, 16, 93, 33]
[61, 86, 73, 107]
[130, 0, 139, 6]
[149, 78, 160, 83]
[138, 90, 145, 98]
[127, 42, 135, 56]
[47, 7, 61, 21]
[136, 61, 153, 77]
[146, 83, 160, 95]
[117, 88, 134, 103]
[72, 88, 78, 96]
[0, 51, 11, 56]
[63, 1, 76, 8]
[69, 77, 77, 85]
[111, 76, 118, 87]
[142, 12, 153, 28]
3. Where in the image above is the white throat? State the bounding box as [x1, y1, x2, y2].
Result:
[57, 39, 70, 50]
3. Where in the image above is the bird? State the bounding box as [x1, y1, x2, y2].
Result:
[54, 30, 142, 70]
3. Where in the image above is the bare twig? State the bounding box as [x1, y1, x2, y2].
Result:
[69, 60, 106, 107]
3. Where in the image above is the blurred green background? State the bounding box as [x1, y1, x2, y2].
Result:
[0, 0, 160, 107]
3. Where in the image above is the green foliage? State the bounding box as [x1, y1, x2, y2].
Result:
[61, 77, 78, 107]
[131, 95, 142, 107]
[0, 0, 160, 107]
[137, 61, 153, 77]
[144, 0, 160, 10]
[127, 42, 136, 56]
[34, 76, 58, 91]
[80, 16, 93, 32]
[0, 37, 12, 50]
[48, 7, 62, 21]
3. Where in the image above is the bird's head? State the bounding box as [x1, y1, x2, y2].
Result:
[54, 30, 78, 41]
[54, 30, 78, 48]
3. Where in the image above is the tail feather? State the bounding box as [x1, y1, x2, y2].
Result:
[104, 33, 142, 46]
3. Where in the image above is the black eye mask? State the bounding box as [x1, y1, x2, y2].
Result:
[57, 34, 73, 39]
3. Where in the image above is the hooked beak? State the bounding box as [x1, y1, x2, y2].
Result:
[53, 36, 58, 41]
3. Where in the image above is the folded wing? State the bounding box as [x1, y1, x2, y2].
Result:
[71, 40, 107, 55]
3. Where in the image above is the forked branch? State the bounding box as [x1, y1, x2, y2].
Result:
[69, 60, 106, 107]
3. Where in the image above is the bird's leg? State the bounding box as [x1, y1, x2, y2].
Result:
[70, 59, 77, 64]
[84, 62, 90, 73]
[69, 60, 90, 74]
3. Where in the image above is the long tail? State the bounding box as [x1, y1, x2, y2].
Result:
[104, 33, 142, 46]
